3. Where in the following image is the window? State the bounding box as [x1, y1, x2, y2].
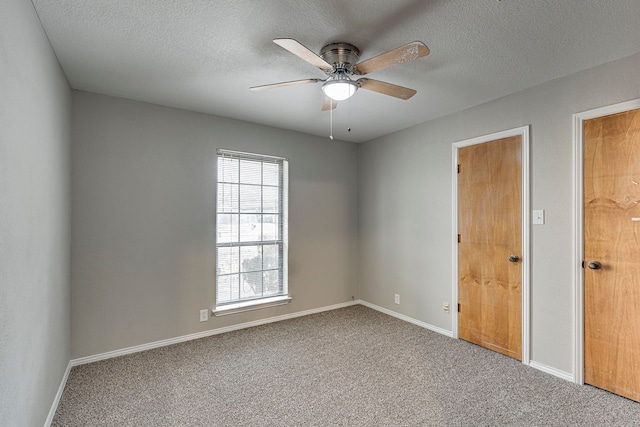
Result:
[215, 150, 289, 313]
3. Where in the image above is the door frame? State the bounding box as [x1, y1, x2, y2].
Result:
[452, 126, 531, 365]
[572, 98, 640, 385]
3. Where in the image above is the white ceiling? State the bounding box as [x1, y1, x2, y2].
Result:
[32, 0, 640, 142]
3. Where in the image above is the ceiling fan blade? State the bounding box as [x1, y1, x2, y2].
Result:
[250, 78, 321, 91]
[273, 38, 333, 72]
[355, 41, 430, 75]
[357, 78, 417, 100]
[321, 97, 337, 111]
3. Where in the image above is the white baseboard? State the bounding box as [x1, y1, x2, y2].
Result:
[44, 361, 71, 427]
[48, 300, 577, 425]
[360, 301, 576, 384]
[529, 360, 574, 382]
[45, 300, 357, 424]
[358, 300, 454, 338]
[70, 300, 359, 367]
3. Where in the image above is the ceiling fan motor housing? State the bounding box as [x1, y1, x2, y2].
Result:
[320, 42, 360, 75]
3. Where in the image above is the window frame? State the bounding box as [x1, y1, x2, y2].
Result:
[213, 149, 289, 315]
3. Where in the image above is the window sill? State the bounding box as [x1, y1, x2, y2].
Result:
[213, 295, 292, 316]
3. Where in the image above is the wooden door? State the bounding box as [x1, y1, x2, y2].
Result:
[584, 109, 640, 402]
[458, 136, 522, 360]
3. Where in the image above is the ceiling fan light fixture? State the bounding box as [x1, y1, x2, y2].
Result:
[322, 75, 358, 101]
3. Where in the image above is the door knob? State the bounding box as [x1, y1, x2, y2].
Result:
[587, 261, 602, 270]
[508, 254, 520, 263]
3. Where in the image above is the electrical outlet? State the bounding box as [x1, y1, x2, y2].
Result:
[443, 302, 450, 313]
[394, 294, 400, 304]
[199, 309, 209, 322]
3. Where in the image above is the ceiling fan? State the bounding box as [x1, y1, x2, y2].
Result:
[250, 38, 430, 111]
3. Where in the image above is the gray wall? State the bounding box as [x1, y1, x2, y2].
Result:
[0, 0, 72, 425]
[358, 52, 640, 375]
[70, 91, 359, 358]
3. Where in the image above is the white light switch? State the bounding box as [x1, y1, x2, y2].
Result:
[533, 209, 545, 225]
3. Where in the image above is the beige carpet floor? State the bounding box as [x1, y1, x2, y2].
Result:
[53, 305, 639, 426]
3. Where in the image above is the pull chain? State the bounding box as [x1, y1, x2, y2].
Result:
[329, 101, 334, 140]
[347, 96, 351, 134]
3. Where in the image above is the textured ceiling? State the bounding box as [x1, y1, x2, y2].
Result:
[32, 0, 640, 142]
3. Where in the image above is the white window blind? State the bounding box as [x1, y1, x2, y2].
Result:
[216, 150, 288, 307]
